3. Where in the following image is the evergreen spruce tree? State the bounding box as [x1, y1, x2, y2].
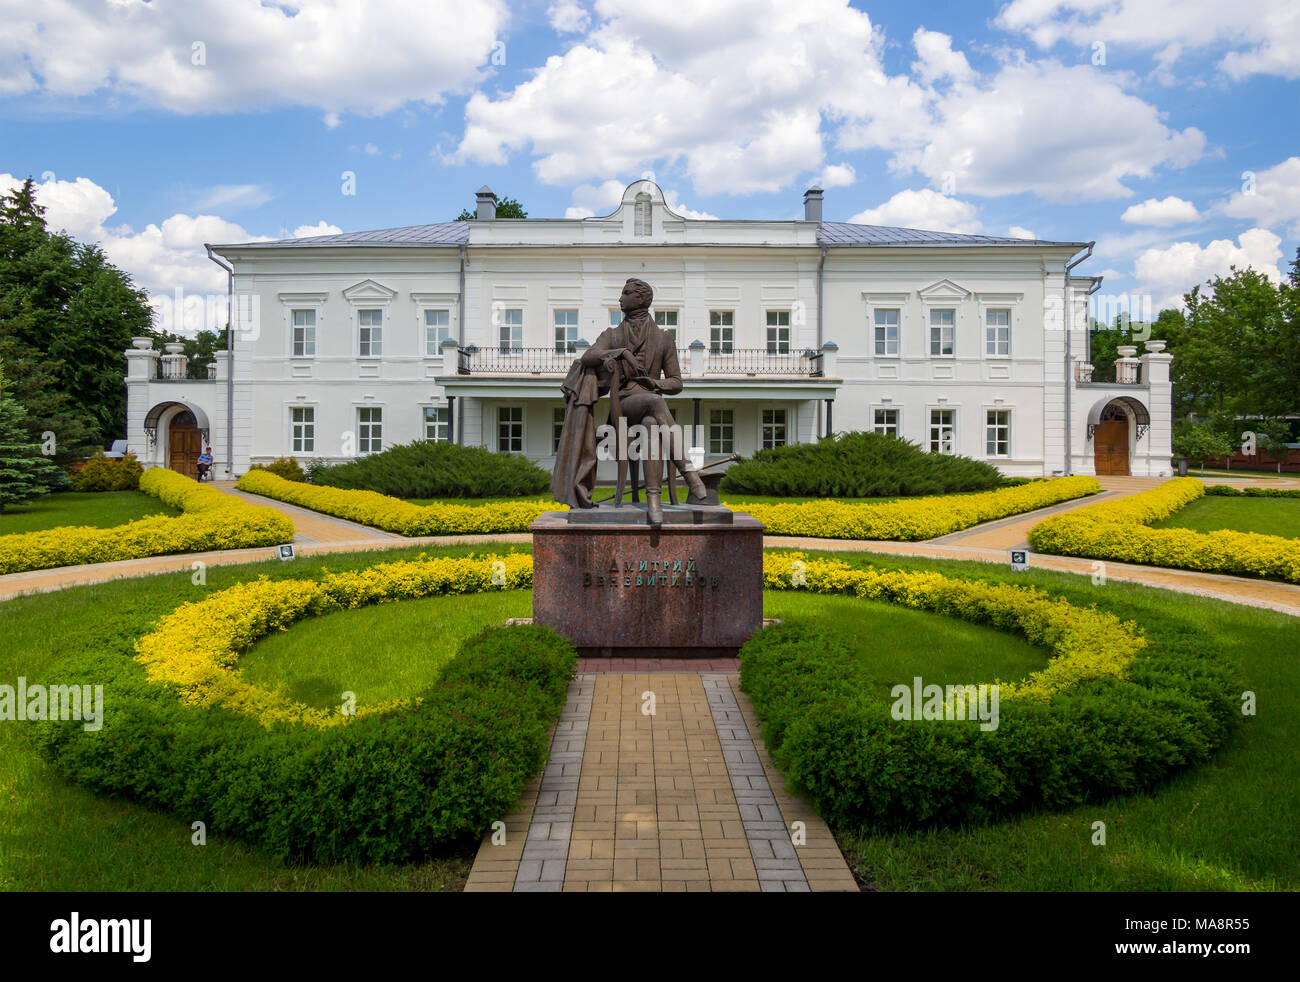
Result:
[0, 361, 63, 512]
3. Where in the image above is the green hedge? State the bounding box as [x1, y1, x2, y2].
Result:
[35, 623, 575, 864]
[739, 616, 1240, 830]
[307, 441, 550, 499]
[720, 432, 1005, 498]
[68, 451, 142, 491]
[1206, 485, 1300, 499]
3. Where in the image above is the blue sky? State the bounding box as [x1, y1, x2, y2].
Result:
[1, 0, 1297, 326]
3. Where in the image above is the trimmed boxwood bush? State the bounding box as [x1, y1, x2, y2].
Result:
[307, 441, 550, 499]
[740, 603, 1241, 830]
[68, 451, 143, 491]
[247, 456, 306, 482]
[1206, 485, 1300, 499]
[721, 432, 1004, 498]
[34, 622, 575, 864]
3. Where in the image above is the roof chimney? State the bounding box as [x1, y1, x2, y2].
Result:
[803, 187, 823, 223]
[475, 185, 498, 220]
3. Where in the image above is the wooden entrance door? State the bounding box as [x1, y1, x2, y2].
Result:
[168, 416, 201, 478]
[1094, 419, 1129, 476]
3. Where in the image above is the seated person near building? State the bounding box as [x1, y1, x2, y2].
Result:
[197, 447, 213, 481]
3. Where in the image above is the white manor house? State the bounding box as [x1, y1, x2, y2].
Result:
[124, 180, 1173, 483]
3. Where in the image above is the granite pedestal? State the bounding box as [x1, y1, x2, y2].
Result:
[531, 507, 764, 658]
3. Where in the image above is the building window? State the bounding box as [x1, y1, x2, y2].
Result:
[873, 309, 899, 356]
[554, 309, 578, 354]
[873, 408, 899, 437]
[291, 406, 314, 452]
[986, 410, 1011, 457]
[291, 309, 316, 357]
[709, 311, 734, 353]
[499, 308, 523, 353]
[761, 408, 787, 449]
[609, 309, 623, 327]
[359, 309, 383, 357]
[357, 407, 383, 454]
[553, 406, 565, 453]
[654, 310, 678, 345]
[423, 406, 449, 443]
[425, 309, 451, 356]
[766, 310, 790, 354]
[986, 309, 1010, 357]
[634, 192, 652, 236]
[709, 408, 734, 454]
[498, 406, 523, 453]
[929, 409, 955, 454]
[929, 309, 954, 357]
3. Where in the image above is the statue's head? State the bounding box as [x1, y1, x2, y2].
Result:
[620, 277, 654, 313]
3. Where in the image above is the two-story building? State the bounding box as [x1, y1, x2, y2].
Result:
[124, 179, 1173, 483]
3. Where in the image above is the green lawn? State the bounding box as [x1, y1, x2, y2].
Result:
[782, 548, 1299, 891]
[1151, 495, 1300, 539]
[2, 541, 1295, 891]
[242, 590, 531, 707]
[0, 491, 178, 535]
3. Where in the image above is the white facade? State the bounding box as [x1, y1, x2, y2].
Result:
[124, 180, 1173, 482]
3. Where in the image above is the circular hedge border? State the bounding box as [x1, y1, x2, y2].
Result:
[747, 552, 1243, 829]
[34, 555, 574, 864]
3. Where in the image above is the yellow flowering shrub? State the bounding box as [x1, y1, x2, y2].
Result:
[1028, 477, 1300, 583]
[763, 551, 1145, 701]
[0, 468, 295, 574]
[237, 469, 561, 535]
[134, 553, 534, 728]
[741, 476, 1100, 541]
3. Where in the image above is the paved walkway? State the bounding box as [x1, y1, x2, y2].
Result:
[464, 672, 857, 892]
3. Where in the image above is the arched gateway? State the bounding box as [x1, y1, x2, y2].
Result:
[143, 401, 211, 478]
[1088, 396, 1150, 477]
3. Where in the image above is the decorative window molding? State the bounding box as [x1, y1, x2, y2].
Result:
[278, 292, 327, 360]
[342, 280, 397, 359]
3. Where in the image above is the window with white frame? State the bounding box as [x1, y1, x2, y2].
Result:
[291, 309, 316, 357]
[423, 406, 449, 443]
[709, 408, 734, 453]
[986, 409, 1011, 457]
[609, 309, 623, 327]
[498, 406, 523, 452]
[554, 309, 578, 354]
[929, 309, 954, 357]
[709, 311, 734, 353]
[291, 406, 314, 452]
[654, 310, 678, 345]
[358, 309, 383, 357]
[873, 408, 899, 437]
[499, 308, 523, 353]
[873, 309, 899, 357]
[985, 309, 1010, 357]
[761, 408, 787, 449]
[553, 406, 565, 452]
[424, 309, 451, 356]
[357, 406, 383, 454]
[765, 310, 790, 354]
[929, 409, 955, 454]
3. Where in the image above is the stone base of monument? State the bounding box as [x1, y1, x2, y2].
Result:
[531, 508, 764, 658]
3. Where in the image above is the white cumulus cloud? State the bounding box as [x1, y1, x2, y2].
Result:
[548, 0, 591, 34]
[1220, 157, 1300, 236]
[848, 189, 981, 234]
[292, 222, 344, 238]
[1132, 227, 1284, 310]
[1120, 196, 1201, 226]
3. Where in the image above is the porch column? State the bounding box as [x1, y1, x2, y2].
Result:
[824, 399, 834, 438]
[447, 395, 457, 445]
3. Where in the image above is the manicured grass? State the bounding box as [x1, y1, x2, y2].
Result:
[241, 590, 531, 707]
[0, 542, 518, 892]
[784, 549, 1299, 891]
[3, 540, 1295, 891]
[762, 592, 1045, 687]
[1150, 495, 1300, 539]
[0, 491, 178, 534]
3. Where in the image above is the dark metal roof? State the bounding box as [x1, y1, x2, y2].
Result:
[213, 222, 469, 249]
[817, 221, 1086, 248]
[212, 218, 1084, 251]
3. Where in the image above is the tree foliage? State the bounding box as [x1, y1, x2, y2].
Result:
[454, 195, 527, 221]
[0, 360, 65, 511]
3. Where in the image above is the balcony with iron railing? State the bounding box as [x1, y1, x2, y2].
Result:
[456, 341, 828, 378]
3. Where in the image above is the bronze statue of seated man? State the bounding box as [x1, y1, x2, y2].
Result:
[553, 277, 707, 527]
